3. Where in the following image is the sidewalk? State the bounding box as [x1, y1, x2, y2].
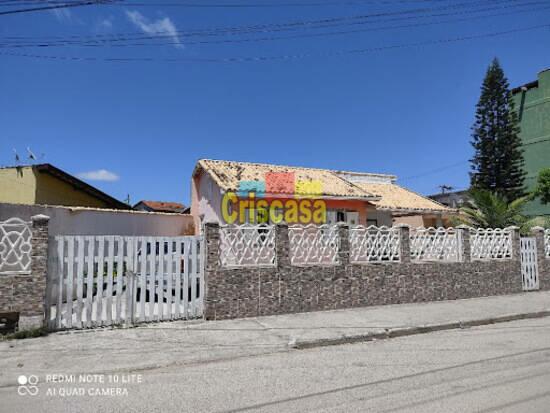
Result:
[1, 291, 549, 388]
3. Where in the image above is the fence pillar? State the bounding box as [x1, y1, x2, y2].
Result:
[532, 226, 548, 290]
[456, 225, 471, 263]
[336, 223, 350, 265]
[20, 214, 50, 330]
[204, 222, 220, 271]
[397, 224, 411, 263]
[275, 223, 291, 267]
[204, 222, 220, 320]
[508, 226, 521, 262]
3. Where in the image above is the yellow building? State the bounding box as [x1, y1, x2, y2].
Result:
[0, 164, 130, 209]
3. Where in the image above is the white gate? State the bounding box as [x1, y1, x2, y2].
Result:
[520, 237, 539, 291]
[46, 235, 204, 330]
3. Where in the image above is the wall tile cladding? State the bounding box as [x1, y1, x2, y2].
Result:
[204, 223, 527, 320]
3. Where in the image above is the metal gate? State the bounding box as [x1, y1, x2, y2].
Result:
[520, 237, 539, 291]
[46, 235, 204, 330]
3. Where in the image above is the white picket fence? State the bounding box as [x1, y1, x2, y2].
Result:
[46, 235, 203, 330]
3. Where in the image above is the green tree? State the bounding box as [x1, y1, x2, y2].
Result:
[457, 189, 549, 233]
[458, 189, 529, 229]
[470, 58, 526, 201]
[535, 167, 550, 204]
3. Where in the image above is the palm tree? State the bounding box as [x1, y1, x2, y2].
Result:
[456, 189, 547, 233]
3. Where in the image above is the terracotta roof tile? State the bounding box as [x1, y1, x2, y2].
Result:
[196, 159, 377, 200]
[354, 182, 453, 213]
[137, 201, 187, 213]
[195, 159, 454, 213]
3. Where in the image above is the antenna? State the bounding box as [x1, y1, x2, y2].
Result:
[26, 147, 37, 162]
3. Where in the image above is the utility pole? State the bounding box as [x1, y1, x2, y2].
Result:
[438, 185, 454, 195]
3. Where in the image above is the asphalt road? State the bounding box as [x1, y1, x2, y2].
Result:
[3, 317, 550, 413]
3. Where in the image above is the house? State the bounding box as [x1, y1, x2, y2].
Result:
[512, 68, 550, 216]
[0, 164, 130, 210]
[134, 200, 189, 214]
[191, 159, 454, 232]
[429, 190, 470, 209]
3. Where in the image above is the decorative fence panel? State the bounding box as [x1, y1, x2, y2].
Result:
[545, 229, 550, 258]
[470, 228, 513, 260]
[520, 237, 539, 291]
[0, 218, 32, 274]
[46, 235, 203, 330]
[219, 224, 276, 268]
[289, 225, 339, 266]
[349, 225, 400, 263]
[410, 227, 461, 262]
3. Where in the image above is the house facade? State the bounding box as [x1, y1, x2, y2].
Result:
[191, 159, 453, 233]
[0, 164, 130, 210]
[512, 68, 550, 216]
[429, 190, 470, 209]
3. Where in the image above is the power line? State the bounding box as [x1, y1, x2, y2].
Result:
[117, 0, 472, 7]
[0, 0, 531, 46]
[0, 0, 117, 16]
[0, 0, 499, 9]
[1, 1, 545, 48]
[2, 22, 548, 62]
[401, 161, 469, 181]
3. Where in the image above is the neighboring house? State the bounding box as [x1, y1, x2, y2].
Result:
[191, 159, 454, 232]
[0, 164, 130, 210]
[429, 190, 470, 209]
[512, 68, 550, 216]
[134, 200, 189, 214]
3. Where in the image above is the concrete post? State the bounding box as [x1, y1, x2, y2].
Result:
[275, 223, 290, 267]
[456, 225, 471, 263]
[531, 226, 548, 290]
[508, 226, 521, 262]
[20, 214, 50, 330]
[336, 223, 350, 265]
[397, 224, 411, 263]
[204, 222, 220, 271]
[203, 222, 220, 320]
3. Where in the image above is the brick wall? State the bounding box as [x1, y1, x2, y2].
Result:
[204, 223, 528, 320]
[0, 215, 49, 329]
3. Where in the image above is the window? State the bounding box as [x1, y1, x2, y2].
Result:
[366, 219, 378, 227]
[327, 209, 359, 225]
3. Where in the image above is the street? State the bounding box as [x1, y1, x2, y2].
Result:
[2, 316, 550, 412]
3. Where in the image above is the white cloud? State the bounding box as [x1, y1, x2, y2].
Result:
[125, 10, 182, 48]
[77, 169, 120, 182]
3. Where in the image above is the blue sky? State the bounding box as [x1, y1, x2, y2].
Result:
[1, 0, 549, 206]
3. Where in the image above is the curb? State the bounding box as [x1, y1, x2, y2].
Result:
[293, 310, 550, 350]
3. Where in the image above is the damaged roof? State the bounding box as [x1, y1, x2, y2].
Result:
[134, 200, 188, 213]
[353, 182, 452, 213]
[194, 159, 454, 213]
[194, 159, 379, 200]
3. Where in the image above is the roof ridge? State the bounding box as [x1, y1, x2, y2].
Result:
[198, 158, 395, 178]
